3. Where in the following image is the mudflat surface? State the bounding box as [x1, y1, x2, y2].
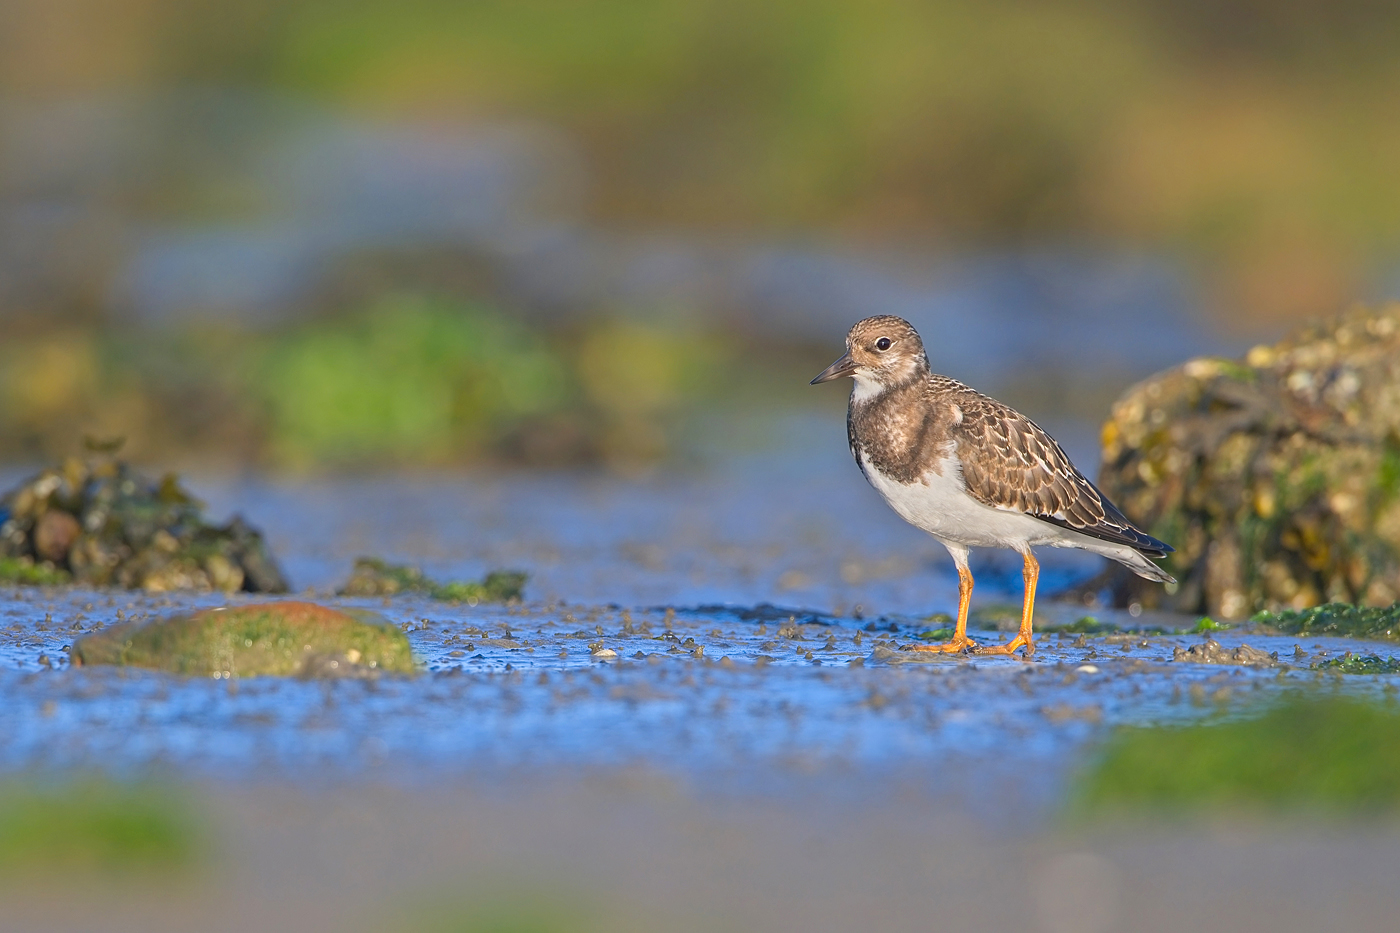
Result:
[2, 417, 1399, 931]
[1, 588, 1391, 788]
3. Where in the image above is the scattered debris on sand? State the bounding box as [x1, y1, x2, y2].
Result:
[70, 601, 414, 677]
[1095, 303, 1400, 618]
[0, 447, 288, 593]
[337, 557, 525, 603]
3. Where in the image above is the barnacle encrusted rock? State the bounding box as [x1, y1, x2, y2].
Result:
[70, 601, 415, 677]
[1096, 304, 1400, 618]
[0, 451, 288, 593]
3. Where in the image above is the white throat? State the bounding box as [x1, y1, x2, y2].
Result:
[850, 372, 884, 404]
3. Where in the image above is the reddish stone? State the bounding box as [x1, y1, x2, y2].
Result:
[33, 510, 80, 564]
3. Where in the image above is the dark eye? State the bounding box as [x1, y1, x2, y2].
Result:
[874, 337, 892, 351]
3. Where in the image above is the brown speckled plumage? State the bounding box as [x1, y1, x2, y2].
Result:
[850, 372, 1169, 557]
[824, 313, 1171, 558]
[812, 314, 1174, 656]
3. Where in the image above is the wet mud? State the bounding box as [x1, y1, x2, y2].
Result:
[1, 585, 1394, 789]
[0, 436, 1398, 932]
[0, 431, 1397, 789]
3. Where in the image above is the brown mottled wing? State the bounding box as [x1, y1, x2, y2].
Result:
[950, 390, 1172, 557]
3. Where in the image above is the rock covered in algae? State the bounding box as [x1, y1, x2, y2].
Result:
[1074, 696, 1400, 814]
[69, 602, 415, 677]
[1095, 303, 1400, 618]
[1312, 652, 1400, 675]
[337, 557, 526, 603]
[0, 450, 288, 593]
[1252, 601, 1400, 640]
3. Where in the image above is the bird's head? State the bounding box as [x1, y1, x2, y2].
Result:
[810, 315, 929, 399]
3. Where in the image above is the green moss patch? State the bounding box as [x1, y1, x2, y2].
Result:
[1074, 695, 1400, 815]
[967, 604, 1021, 629]
[338, 557, 526, 603]
[70, 601, 416, 677]
[1190, 616, 1229, 634]
[1312, 653, 1400, 675]
[1253, 602, 1400, 640]
[0, 556, 70, 586]
[1039, 616, 1120, 635]
[0, 781, 200, 878]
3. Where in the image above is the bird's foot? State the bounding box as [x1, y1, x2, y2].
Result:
[972, 634, 1035, 658]
[905, 635, 979, 654]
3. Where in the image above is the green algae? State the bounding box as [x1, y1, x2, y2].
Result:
[250, 298, 573, 469]
[433, 572, 527, 602]
[338, 557, 526, 603]
[0, 781, 200, 877]
[1040, 616, 1119, 634]
[968, 603, 1021, 629]
[1252, 602, 1400, 640]
[70, 601, 416, 677]
[0, 556, 70, 586]
[1074, 695, 1400, 815]
[1190, 616, 1229, 634]
[1312, 653, 1400, 675]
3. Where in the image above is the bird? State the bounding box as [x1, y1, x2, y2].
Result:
[811, 315, 1174, 657]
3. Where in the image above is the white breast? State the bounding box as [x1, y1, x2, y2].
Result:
[859, 449, 1073, 551]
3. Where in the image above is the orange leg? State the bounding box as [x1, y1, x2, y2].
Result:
[908, 562, 979, 653]
[974, 551, 1037, 658]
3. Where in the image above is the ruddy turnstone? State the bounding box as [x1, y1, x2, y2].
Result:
[811, 315, 1174, 657]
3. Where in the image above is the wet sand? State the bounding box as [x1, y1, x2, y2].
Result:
[2, 425, 1399, 931]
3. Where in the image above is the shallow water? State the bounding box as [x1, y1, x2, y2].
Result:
[1, 588, 1390, 791]
[1, 416, 1396, 802]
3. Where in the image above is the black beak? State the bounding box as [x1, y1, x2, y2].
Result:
[810, 352, 857, 385]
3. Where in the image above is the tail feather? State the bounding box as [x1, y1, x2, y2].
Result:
[1114, 547, 1175, 585]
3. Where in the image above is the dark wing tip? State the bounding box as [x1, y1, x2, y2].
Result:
[1127, 530, 1172, 559]
[1095, 489, 1173, 556]
[1033, 512, 1171, 557]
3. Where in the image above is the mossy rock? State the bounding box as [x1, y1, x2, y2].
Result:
[338, 557, 526, 603]
[70, 601, 416, 677]
[1095, 304, 1400, 618]
[1253, 601, 1400, 640]
[1074, 695, 1400, 814]
[1312, 653, 1400, 675]
[0, 451, 289, 594]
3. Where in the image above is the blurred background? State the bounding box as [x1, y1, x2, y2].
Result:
[7, 9, 1400, 931]
[4, 0, 1399, 473]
